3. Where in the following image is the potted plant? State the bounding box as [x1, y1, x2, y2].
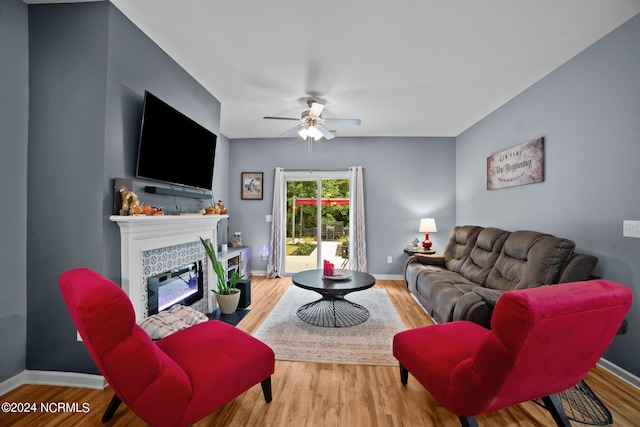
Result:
[200, 237, 244, 314]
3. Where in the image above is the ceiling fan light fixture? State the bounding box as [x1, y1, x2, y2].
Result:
[307, 125, 323, 140]
[298, 126, 310, 139]
[308, 101, 324, 119]
[265, 100, 360, 148]
[298, 124, 323, 141]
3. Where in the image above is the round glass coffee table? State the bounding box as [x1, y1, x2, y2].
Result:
[291, 269, 376, 327]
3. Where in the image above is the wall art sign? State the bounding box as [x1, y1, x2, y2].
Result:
[487, 137, 544, 190]
[241, 172, 263, 200]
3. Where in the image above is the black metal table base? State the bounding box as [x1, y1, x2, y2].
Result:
[296, 296, 370, 327]
[535, 380, 613, 425]
[559, 380, 613, 425]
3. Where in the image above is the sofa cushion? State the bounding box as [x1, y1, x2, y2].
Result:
[486, 230, 575, 291]
[418, 271, 479, 323]
[442, 226, 482, 273]
[459, 228, 509, 285]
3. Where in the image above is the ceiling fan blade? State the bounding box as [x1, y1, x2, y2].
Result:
[315, 124, 335, 140]
[280, 123, 306, 138]
[264, 116, 300, 121]
[308, 102, 324, 119]
[323, 118, 361, 126]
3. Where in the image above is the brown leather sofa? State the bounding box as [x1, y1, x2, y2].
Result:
[404, 225, 598, 328]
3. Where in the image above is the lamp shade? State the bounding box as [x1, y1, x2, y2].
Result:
[419, 218, 437, 233]
[297, 127, 310, 139]
[307, 125, 323, 140]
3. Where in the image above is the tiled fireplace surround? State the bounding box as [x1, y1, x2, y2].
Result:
[110, 215, 228, 321]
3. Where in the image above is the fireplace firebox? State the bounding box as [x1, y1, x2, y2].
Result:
[147, 261, 203, 315]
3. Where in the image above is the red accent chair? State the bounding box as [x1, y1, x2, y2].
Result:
[59, 268, 275, 427]
[393, 280, 632, 427]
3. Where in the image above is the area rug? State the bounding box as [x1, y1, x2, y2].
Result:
[253, 285, 406, 366]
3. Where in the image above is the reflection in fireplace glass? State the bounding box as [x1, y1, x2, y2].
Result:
[148, 261, 203, 315]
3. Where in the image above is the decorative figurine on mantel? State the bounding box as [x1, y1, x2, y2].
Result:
[204, 200, 228, 215]
[216, 200, 228, 214]
[119, 187, 142, 215]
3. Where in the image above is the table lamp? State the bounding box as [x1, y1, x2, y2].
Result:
[419, 217, 437, 250]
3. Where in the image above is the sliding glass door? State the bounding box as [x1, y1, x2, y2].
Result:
[284, 171, 350, 274]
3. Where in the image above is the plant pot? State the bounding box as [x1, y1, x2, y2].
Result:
[215, 289, 241, 314]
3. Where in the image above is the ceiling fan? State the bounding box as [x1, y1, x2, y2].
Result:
[264, 100, 361, 146]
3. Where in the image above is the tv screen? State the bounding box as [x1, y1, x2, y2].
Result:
[136, 91, 217, 191]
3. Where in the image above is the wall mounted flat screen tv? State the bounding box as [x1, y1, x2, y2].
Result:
[136, 91, 217, 191]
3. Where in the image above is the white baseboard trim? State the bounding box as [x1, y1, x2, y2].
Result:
[0, 370, 106, 397]
[25, 370, 106, 390]
[372, 274, 404, 280]
[598, 358, 640, 390]
[0, 371, 27, 397]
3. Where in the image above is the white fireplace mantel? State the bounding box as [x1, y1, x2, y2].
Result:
[110, 214, 228, 320]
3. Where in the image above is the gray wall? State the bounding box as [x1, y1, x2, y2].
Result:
[456, 13, 640, 377]
[28, 1, 111, 374]
[26, 2, 226, 374]
[228, 137, 456, 275]
[0, 0, 29, 383]
[102, 3, 226, 284]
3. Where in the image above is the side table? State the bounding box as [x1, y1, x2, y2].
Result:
[403, 247, 436, 255]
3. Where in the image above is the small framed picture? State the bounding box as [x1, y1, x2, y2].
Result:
[241, 172, 263, 200]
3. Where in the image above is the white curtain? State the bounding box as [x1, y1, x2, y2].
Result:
[266, 167, 285, 278]
[349, 166, 367, 272]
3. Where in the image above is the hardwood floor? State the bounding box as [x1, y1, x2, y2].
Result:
[2, 277, 639, 426]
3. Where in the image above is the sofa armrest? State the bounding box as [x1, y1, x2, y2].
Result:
[412, 253, 445, 266]
[453, 287, 505, 329]
[472, 287, 504, 310]
[558, 253, 598, 283]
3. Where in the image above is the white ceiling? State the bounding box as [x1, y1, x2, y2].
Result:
[28, 1, 640, 138]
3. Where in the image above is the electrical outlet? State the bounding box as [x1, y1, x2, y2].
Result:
[266, 215, 272, 222]
[623, 220, 640, 238]
[387, 256, 393, 263]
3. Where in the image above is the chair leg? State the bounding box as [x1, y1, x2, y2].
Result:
[102, 393, 122, 423]
[542, 394, 571, 427]
[459, 416, 479, 427]
[261, 377, 273, 403]
[399, 364, 409, 385]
